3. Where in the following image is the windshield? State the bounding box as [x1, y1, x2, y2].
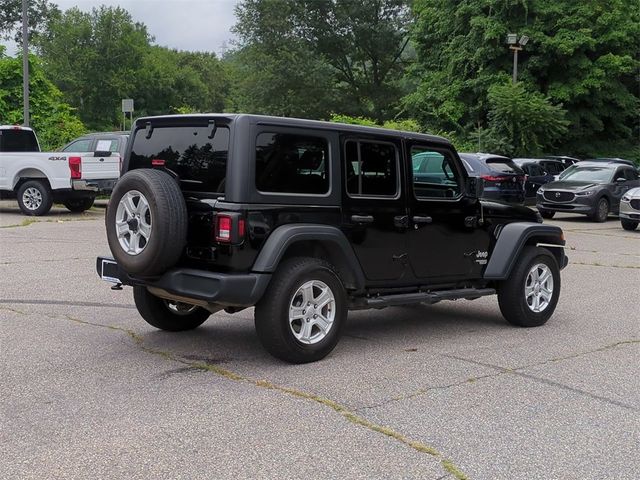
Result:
[559, 166, 613, 183]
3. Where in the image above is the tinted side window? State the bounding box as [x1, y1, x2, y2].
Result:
[130, 126, 229, 193]
[256, 133, 329, 194]
[63, 139, 93, 152]
[623, 168, 638, 181]
[411, 147, 461, 199]
[0, 130, 39, 152]
[345, 140, 398, 197]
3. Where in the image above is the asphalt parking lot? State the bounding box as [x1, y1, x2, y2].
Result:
[1, 200, 638, 480]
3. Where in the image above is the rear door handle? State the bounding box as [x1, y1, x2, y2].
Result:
[351, 214, 374, 224]
[412, 215, 432, 224]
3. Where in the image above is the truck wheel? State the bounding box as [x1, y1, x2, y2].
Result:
[497, 246, 560, 327]
[255, 257, 347, 363]
[63, 196, 95, 213]
[621, 219, 638, 231]
[17, 180, 53, 216]
[589, 197, 609, 222]
[133, 286, 210, 331]
[105, 169, 187, 276]
[538, 209, 555, 219]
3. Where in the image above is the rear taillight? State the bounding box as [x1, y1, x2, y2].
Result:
[69, 156, 81, 179]
[214, 212, 245, 244]
[481, 175, 509, 182]
[151, 158, 165, 167]
[216, 215, 232, 242]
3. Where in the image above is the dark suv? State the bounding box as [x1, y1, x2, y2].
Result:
[97, 115, 568, 363]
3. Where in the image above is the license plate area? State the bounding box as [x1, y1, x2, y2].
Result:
[100, 258, 120, 284]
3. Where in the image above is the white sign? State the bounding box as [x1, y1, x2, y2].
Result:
[96, 140, 113, 152]
[121, 99, 134, 113]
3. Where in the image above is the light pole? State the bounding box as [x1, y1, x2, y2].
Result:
[507, 34, 529, 84]
[22, 0, 29, 126]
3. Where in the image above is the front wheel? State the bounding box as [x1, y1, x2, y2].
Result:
[63, 196, 95, 213]
[133, 286, 210, 331]
[590, 197, 609, 222]
[255, 257, 347, 363]
[17, 180, 53, 216]
[621, 219, 638, 231]
[497, 246, 561, 327]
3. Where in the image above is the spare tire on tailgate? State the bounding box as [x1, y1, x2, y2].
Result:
[106, 169, 187, 276]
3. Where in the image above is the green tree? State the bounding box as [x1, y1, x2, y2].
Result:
[0, 50, 85, 149]
[232, 0, 413, 121]
[35, 6, 151, 129]
[405, 0, 639, 157]
[0, 0, 59, 42]
[479, 82, 569, 157]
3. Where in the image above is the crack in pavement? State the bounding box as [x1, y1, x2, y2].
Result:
[357, 339, 640, 413]
[569, 262, 640, 270]
[6, 309, 469, 480]
[0, 299, 136, 309]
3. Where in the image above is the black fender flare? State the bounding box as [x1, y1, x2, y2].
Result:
[484, 222, 566, 280]
[251, 224, 366, 291]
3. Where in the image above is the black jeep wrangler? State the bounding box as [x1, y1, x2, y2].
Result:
[97, 114, 568, 363]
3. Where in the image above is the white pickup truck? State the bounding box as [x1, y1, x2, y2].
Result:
[0, 125, 120, 215]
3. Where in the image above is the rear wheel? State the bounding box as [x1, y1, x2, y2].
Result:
[538, 209, 555, 219]
[63, 196, 95, 213]
[17, 180, 53, 216]
[498, 246, 560, 327]
[589, 197, 609, 222]
[133, 286, 210, 331]
[255, 257, 347, 363]
[621, 219, 638, 231]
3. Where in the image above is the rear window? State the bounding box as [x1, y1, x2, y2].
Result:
[129, 125, 229, 193]
[486, 159, 522, 174]
[0, 129, 39, 152]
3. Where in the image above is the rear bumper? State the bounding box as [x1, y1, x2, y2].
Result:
[96, 256, 271, 307]
[73, 178, 117, 193]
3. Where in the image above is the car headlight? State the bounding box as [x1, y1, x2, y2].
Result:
[575, 190, 593, 196]
[537, 186, 545, 193]
[621, 194, 631, 202]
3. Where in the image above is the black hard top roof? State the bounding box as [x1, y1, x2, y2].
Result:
[133, 113, 452, 146]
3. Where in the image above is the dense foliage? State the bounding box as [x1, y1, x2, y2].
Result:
[0, 0, 637, 161]
[0, 47, 85, 149]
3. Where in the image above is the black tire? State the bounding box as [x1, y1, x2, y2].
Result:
[105, 169, 187, 276]
[63, 196, 95, 213]
[538, 209, 555, 219]
[589, 197, 609, 222]
[497, 246, 561, 328]
[621, 219, 639, 231]
[133, 286, 210, 331]
[254, 257, 347, 363]
[16, 180, 53, 216]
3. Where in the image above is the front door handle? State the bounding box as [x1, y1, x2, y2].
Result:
[351, 214, 374, 224]
[393, 215, 409, 228]
[412, 215, 432, 224]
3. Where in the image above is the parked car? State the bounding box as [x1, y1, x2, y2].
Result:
[96, 114, 567, 363]
[619, 186, 640, 231]
[61, 131, 129, 159]
[0, 125, 120, 215]
[458, 153, 525, 204]
[536, 161, 640, 221]
[512, 158, 563, 204]
[545, 156, 581, 169]
[586, 157, 637, 168]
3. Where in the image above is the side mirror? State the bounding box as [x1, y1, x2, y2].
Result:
[615, 177, 626, 183]
[466, 176, 484, 198]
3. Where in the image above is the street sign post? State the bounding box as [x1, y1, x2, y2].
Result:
[121, 99, 134, 131]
